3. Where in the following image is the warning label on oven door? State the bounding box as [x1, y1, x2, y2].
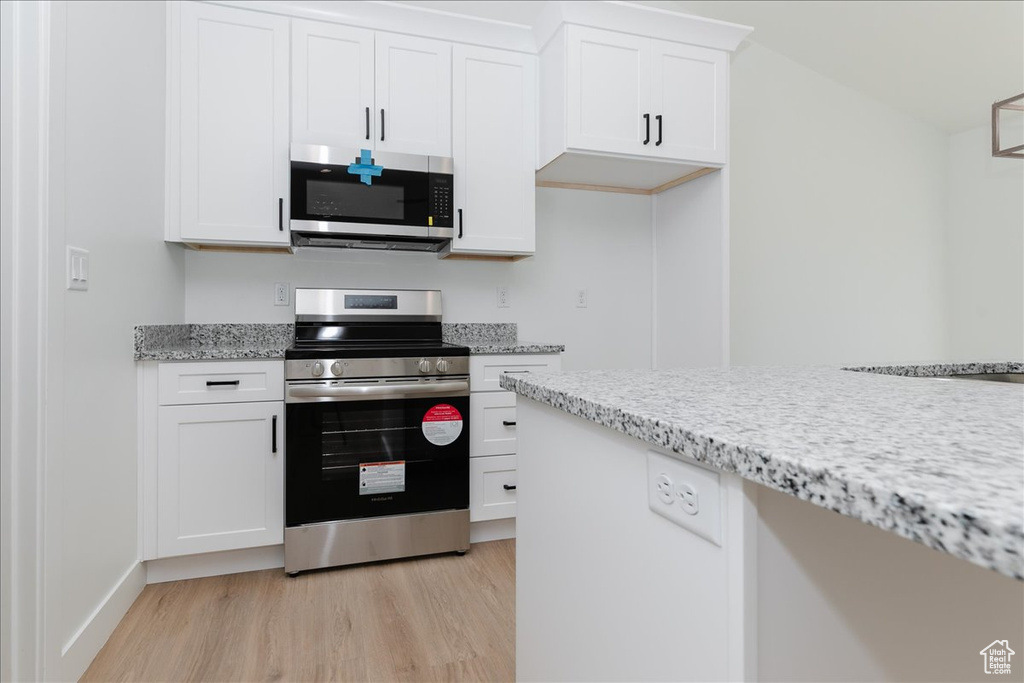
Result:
[422, 404, 464, 446]
[359, 461, 406, 495]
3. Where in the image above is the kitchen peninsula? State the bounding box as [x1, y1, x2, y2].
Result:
[503, 363, 1024, 682]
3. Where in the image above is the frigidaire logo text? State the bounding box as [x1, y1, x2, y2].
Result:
[371, 496, 394, 502]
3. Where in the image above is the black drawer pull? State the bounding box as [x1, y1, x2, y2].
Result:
[503, 484, 517, 491]
[206, 380, 240, 387]
[502, 420, 517, 427]
[272, 415, 278, 454]
[503, 370, 530, 374]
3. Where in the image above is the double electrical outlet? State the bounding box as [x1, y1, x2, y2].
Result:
[647, 450, 722, 546]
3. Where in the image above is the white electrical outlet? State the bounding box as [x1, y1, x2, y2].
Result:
[66, 246, 89, 291]
[576, 289, 588, 308]
[647, 449, 721, 545]
[274, 282, 290, 306]
[497, 286, 510, 308]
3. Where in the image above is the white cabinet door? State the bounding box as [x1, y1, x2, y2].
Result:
[179, 3, 289, 246]
[291, 20, 374, 148]
[469, 454, 518, 522]
[650, 40, 728, 164]
[451, 45, 536, 255]
[565, 26, 652, 157]
[470, 391, 518, 457]
[157, 401, 284, 557]
[374, 32, 451, 156]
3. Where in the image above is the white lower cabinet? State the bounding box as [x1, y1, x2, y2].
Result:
[469, 454, 518, 522]
[470, 391, 517, 457]
[143, 359, 286, 561]
[468, 353, 561, 524]
[157, 400, 284, 557]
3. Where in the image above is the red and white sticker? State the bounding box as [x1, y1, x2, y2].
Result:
[422, 404, 463, 446]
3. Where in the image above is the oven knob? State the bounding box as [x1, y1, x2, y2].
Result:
[311, 361, 325, 377]
[436, 358, 450, 373]
[330, 361, 343, 376]
[418, 358, 431, 373]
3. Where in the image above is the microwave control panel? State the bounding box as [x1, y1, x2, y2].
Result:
[428, 174, 454, 228]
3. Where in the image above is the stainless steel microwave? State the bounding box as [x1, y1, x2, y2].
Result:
[290, 144, 454, 252]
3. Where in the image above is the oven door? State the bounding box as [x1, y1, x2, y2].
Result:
[285, 378, 470, 527]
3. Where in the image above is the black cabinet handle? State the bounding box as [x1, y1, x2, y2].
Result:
[643, 113, 650, 145]
[502, 420, 517, 427]
[278, 197, 283, 231]
[272, 415, 278, 454]
[206, 380, 240, 387]
[503, 484, 517, 491]
[503, 370, 530, 374]
[365, 106, 370, 140]
[655, 115, 663, 146]
[380, 108, 385, 141]
[458, 208, 463, 238]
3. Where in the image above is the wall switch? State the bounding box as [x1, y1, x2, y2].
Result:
[66, 246, 89, 291]
[274, 282, 290, 306]
[497, 286, 510, 308]
[647, 450, 721, 545]
[575, 289, 588, 308]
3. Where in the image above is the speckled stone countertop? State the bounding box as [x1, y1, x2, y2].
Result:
[442, 323, 564, 355]
[500, 363, 1024, 580]
[136, 322, 564, 360]
[134, 324, 292, 361]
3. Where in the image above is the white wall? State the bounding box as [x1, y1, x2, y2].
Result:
[946, 123, 1024, 361]
[57, 1, 185, 677]
[727, 43, 950, 366]
[185, 188, 653, 371]
[653, 171, 727, 369]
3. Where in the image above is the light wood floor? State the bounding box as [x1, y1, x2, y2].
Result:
[82, 540, 515, 683]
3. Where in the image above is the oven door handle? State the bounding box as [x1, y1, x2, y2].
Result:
[287, 380, 470, 403]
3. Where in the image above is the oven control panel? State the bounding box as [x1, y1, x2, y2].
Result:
[286, 356, 469, 381]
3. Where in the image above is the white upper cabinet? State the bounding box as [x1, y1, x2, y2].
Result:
[449, 45, 537, 256]
[566, 27, 652, 157]
[650, 40, 727, 164]
[538, 22, 732, 189]
[177, 2, 290, 247]
[291, 20, 375, 148]
[375, 33, 452, 157]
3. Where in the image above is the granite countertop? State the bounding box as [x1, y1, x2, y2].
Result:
[500, 362, 1024, 580]
[442, 323, 565, 354]
[135, 322, 564, 360]
[134, 324, 292, 361]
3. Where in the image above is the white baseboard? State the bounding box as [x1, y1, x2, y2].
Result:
[470, 517, 516, 543]
[61, 561, 146, 682]
[146, 545, 284, 584]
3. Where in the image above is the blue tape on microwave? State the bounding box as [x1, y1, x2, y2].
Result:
[347, 149, 384, 186]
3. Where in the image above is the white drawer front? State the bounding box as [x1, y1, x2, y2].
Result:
[470, 391, 518, 457]
[159, 360, 284, 405]
[469, 354, 562, 393]
[470, 454, 517, 522]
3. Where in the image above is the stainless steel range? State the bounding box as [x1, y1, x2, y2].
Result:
[284, 288, 470, 575]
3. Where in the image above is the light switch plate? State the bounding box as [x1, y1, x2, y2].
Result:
[66, 246, 89, 291]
